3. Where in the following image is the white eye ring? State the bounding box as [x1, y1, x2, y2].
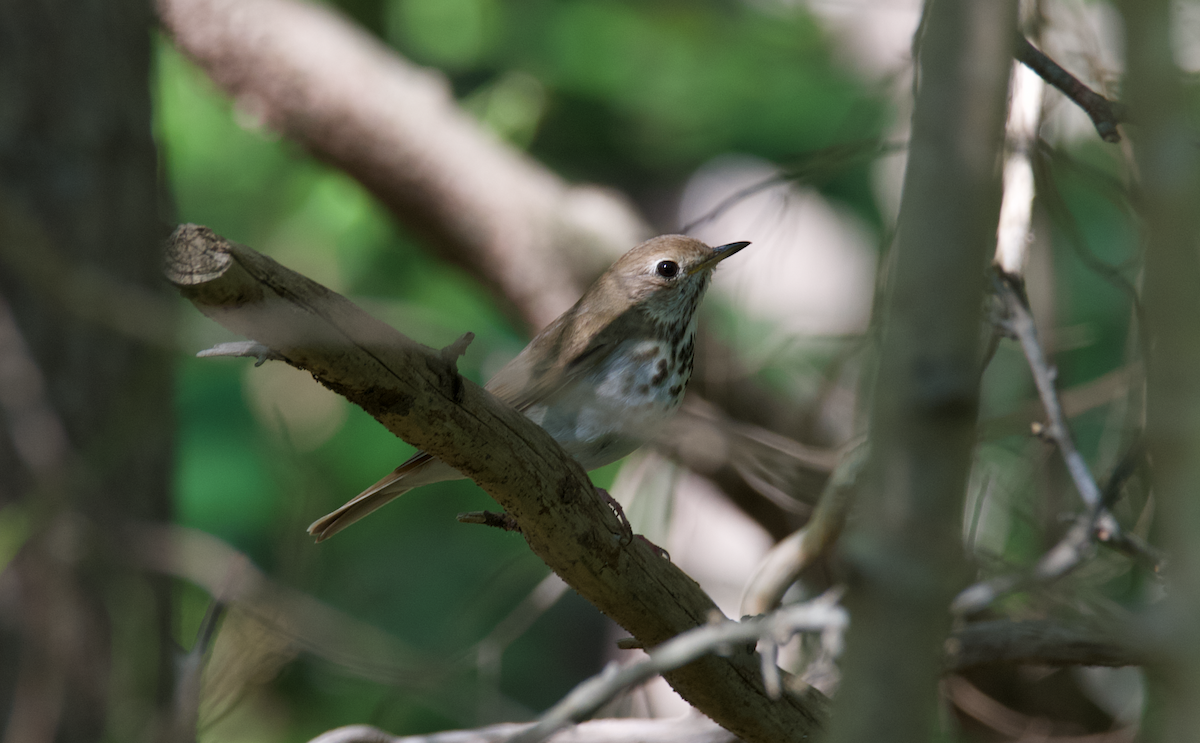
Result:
[656, 260, 679, 278]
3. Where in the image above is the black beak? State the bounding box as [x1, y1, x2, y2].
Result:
[688, 240, 751, 275]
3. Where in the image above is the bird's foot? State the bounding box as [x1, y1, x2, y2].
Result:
[596, 487, 634, 546]
[595, 488, 670, 559]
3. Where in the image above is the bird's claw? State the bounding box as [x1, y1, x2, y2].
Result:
[596, 487, 634, 546]
[595, 488, 670, 559]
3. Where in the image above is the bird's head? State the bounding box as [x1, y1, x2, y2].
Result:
[599, 235, 751, 326]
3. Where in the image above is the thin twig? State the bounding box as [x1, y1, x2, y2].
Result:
[1001, 275, 1103, 511]
[1014, 36, 1127, 143]
[509, 591, 847, 743]
[1100, 443, 1145, 511]
[954, 273, 1164, 615]
[1033, 143, 1148, 367]
[171, 599, 227, 739]
[307, 715, 737, 743]
[946, 618, 1142, 670]
[678, 139, 902, 235]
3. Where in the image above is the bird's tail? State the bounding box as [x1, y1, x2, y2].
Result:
[307, 452, 436, 542]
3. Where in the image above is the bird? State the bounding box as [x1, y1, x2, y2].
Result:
[307, 235, 750, 542]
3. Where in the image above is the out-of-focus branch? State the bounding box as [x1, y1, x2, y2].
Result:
[163, 224, 827, 743]
[169, 598, 225, 742]
[947, 619, 1142, 671]
[307, 716, 735, 743]
[1120, 0, 1200, 735]
[155, 0, 647, 329]
[1014, 36, 1126, 144]
[129, 522, 435, 685]
[655, 397, 837, 541]
[740, 443, 865, 616]
[825, 3, 1016, 743]
[944, 675, 1135, 742]
[511, 592, 847, 743]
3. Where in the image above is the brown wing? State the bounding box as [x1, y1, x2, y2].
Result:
[485, 298, 635, 413]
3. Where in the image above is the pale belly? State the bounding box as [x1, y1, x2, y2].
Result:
[524, 338, 691, 470]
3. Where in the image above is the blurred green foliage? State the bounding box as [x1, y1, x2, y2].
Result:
[155, 0, 1146, 739]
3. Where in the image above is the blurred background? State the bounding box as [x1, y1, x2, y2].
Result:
[1, 0, 1168, 740]
[160, 1, 893, 737]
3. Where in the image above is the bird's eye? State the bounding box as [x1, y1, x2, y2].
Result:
[656, 260, 679, 278]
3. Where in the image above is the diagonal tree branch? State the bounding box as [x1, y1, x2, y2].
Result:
[1014, 36, 1127, 144]
[155, 0, 647, 329]
[163, 223, 828, 743]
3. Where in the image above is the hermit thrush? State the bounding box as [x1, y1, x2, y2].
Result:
[308, 235, 750, 541]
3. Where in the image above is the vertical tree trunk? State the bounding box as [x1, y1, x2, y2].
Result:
[824, 1, 1014, 741]
[1120, 1, 1200, 741]
[0, 0, 175, 740]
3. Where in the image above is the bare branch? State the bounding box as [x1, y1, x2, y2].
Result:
[953, 275, 1164, 616]
[740, 443, 866, 616]
[1014, 36, 1126, 144]
[511, 592, 847, 743]
[307, 716, 736, 743]
[305, 612, 1144, 743]
[163, 224, 827, 743]
[947, 619, 1142, 671]
[993, 60, 1044, 275]
[825, 3, 1016, 742]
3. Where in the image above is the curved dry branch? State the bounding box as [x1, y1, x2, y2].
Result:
[163, 224, 827, 743]
[740, 443, 865, 617]
[512, 593, 847, 743]
[156, 0, 648, 329]
[307, 716, 735, 743]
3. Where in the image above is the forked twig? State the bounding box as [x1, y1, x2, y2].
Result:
[509, 591, 846, 743]
[954, 273, 1164, 615]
